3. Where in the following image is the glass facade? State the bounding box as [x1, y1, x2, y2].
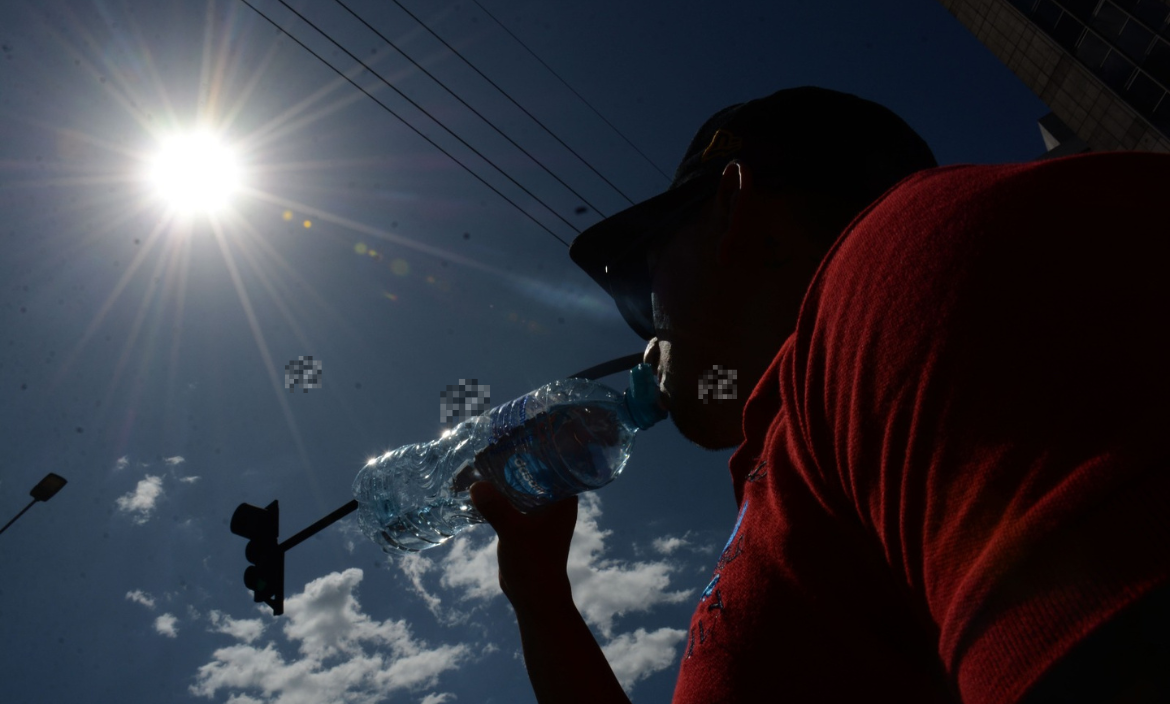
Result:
[1147, 38, 1170, 85]
[1127, 71, 1165, 112]
[1090, 2, 1129, 39]
[1010, 0, 1170, 138]
[1114, 18, 1155, 61]
[1076, 30, 1113, 67]
[1054, 11, 1088, 48]
[1100, 47, 1136, 91]
[1009, 0, 1040, 16]
[1130, 1, 1170, 36]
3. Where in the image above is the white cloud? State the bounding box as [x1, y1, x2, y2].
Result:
[114, 456, 129, 471]
[155, 613, 179, 638]
[427, 493, 693, 693]
[602, 627, 687, 691]
[419, 693, 455, 704]
[438, 532, 499, 604]
[209, 610, 265, 644]
[652, 536, 689, 555]
[179, 475, 201, 484]
[281, 569, 414, 661]
[374, 646, 470, 691]
[126, 589, 156, 610]
[566, 495, 692, 639]
[191, 569, 470, 704]
[435, 494, 693, 638]
[164, 456, 185, 466]
[116, 474, 164, 524]
[399, 553, 445, 619]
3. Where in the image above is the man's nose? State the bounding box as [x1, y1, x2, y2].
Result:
[643, 337, 660, 371]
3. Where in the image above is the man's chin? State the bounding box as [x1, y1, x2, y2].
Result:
[669, 403, 745, 452]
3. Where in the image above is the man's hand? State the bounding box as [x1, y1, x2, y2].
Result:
[469, 481, 577, 613]
[470, 481, 631, 704]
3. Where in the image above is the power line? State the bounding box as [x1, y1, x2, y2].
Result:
[271, 0, 582, 236]
[469, 0, 672, 185]
[332, 0, 609, 219]
[389, 0, 640, 207]
[238, 0, 573, 246]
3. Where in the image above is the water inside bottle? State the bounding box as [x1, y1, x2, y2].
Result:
[363, 389, 635, 552]
[375, 496, 483, 552]
[473, 400, 632, 512]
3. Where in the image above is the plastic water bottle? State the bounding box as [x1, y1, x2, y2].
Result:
[353, 363, 668, 553]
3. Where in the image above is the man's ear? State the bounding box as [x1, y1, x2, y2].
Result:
[715, 161, 754, 267]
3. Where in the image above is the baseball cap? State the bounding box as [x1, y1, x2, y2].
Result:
[568, 86, 938, 342]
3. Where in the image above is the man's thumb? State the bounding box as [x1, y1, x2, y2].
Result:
[470, 481, 515, 531]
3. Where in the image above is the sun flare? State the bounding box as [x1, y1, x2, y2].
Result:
[149, 131, 241, 214]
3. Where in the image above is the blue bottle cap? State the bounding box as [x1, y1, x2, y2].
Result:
[625, 363, 669, 430]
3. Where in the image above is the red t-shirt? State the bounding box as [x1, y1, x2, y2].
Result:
[671, 151, 1170, 703]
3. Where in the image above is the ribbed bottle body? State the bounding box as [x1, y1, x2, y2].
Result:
[353, 364, 666, 553]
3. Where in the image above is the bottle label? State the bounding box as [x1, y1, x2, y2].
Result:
[490, 395, 531, 443]
[480, 400, 581, 503]
[504, 451, 560, 497]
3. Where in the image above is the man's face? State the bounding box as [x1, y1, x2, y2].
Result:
[641, 168, 826, 451]
[642, 199, 756, 451]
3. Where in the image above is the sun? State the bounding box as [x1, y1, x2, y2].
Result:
[149, 131, 241, 214]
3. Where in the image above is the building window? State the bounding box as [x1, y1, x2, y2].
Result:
[1077, 30, 1114, 67]
[1101, 49, 1138, 91]
[1131, 0, 1170, 37]
[1053, 13, 1088, 49]
[1125, 71, 1166, 113]
[1091, 2, 1130, 40]
[1115, 16, 1156, 59]
[1061, 0, 1102, 21]
[1034, 0, 1065, 33]
[1008, 0, 1040, 16]
[1144, 37, 1170, 86]
[1151, 94, 1170, 135]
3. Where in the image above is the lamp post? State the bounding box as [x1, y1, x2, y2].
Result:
[0, 473, 68, 537]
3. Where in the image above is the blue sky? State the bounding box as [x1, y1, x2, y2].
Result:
[0, 1, 1050, 702]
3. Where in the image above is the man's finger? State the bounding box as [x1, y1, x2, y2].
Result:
[470, 481, 520, 534]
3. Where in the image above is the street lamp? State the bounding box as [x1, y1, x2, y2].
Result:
[0, 473, 68, 537]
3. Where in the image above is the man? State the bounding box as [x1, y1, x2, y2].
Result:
[470, 87, 1170, 703]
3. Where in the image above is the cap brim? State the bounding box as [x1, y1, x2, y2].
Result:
[569, 175, 718, 340]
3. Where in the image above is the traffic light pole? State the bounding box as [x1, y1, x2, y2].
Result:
[277, 499, 358, 553]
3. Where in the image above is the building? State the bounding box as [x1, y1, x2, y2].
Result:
[937, 0, 1170, 158]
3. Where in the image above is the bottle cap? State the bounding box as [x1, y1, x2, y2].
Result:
[625, 363, 669, 430]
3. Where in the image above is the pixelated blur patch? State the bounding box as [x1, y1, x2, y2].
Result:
[699, 365, 737, 404]
[284, 355, 323, 393]
[440, 378, 491, 425]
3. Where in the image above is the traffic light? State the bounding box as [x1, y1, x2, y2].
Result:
[230, 500, 285, 616]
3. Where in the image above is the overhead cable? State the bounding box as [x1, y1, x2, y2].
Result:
[334, 0, 610, 219]
[270, 0, 583, 236]
[469, 0, 672, 184]
[389, 0, 639, 207]
[239, 0, 575, 245]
